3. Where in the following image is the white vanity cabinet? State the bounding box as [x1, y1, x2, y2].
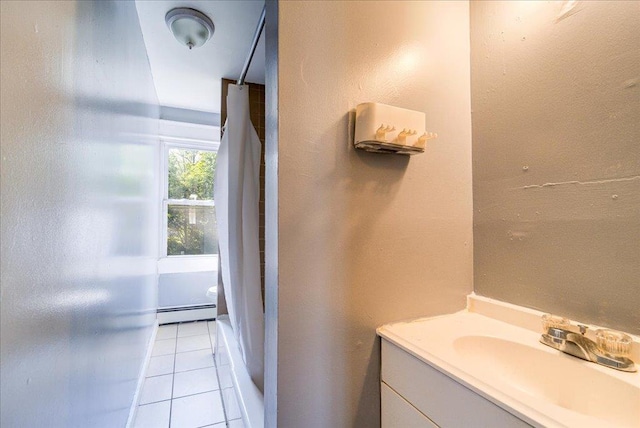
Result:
[381, 382, 437, 428]
[378, 298, 640, 428]
[381, 339, 532, 428]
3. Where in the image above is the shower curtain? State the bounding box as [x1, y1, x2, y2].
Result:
[214, 84, 264, 389]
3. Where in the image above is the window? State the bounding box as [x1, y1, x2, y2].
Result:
[163, 146, 218, 256]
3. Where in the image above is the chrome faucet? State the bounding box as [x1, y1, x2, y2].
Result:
[540, 322, 636, 372]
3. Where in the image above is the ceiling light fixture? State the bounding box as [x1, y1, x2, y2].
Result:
[165, 8, 215, 50]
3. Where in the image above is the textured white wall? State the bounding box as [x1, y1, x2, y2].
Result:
[472, 1, 640, 334]
[0, 1, 159, 426]
[275, 2, 472, 426]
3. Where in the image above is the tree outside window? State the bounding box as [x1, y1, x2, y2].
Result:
[166, 148, 217, 256]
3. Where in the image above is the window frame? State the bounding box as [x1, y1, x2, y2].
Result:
[160, 139, 219, 259]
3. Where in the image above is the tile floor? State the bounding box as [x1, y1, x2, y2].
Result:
[133, 321, 245, 428]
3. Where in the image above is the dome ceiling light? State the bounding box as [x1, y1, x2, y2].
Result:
[165, 7, 215, 50]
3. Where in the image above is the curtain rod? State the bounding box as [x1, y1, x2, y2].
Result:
[237, 5, 266, 86]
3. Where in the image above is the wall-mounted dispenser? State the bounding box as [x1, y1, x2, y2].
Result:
[354, 102, 437, 155]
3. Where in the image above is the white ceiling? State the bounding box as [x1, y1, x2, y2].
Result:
[135, 0, 265, 115]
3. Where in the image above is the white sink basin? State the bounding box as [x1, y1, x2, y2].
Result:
[378, 300, 640, 428]
[454, 335, 640, 427]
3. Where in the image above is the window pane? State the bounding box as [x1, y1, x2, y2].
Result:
[167, 205, 218, 256]
[168, 149, 216, 200]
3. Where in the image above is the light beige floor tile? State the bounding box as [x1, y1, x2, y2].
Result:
[177, 334, 211, 353]
[170, 391, 225, 428]
[178, 321, 209, 338]
[133, 400, 170, 428]
[156, 324, 177, 340]
[151, 338, 176, 357]
[174, 349, 215, 372]
[146, 354, 174, 377]
[139, 374, 173, 405]
[173, 367, 219, 398]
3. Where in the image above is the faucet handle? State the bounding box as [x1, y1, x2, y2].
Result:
[578, 324, 588, 335]
[541, 314, 570, 333]
[595, 329, 632, 357]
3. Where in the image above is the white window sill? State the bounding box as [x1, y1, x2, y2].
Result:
[158, 255, 218, 274]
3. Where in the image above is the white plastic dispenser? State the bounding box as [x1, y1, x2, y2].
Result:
[354, 102, 437, 155]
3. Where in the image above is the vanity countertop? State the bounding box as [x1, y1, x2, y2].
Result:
[377, 296, 640, 428]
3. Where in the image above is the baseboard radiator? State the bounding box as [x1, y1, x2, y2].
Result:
[157, 304, 217, 324]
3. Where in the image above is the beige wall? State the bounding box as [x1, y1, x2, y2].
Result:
[471, 1, 640, 334]
[275, 2, 473, 426]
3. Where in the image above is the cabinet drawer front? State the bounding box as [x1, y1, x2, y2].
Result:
[381, 340, 531, 428]
[382, 382, 438, 428]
